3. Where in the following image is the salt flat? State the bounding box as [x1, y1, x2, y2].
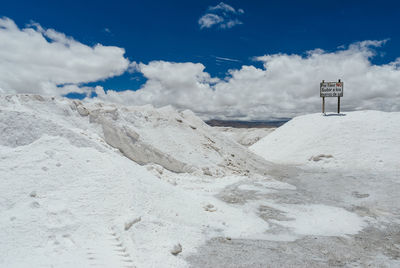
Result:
[1, 95, 399, 267]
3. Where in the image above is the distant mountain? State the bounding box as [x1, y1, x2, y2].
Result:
[206, 119, 290, 128]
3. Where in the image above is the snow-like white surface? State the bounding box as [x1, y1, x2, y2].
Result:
[1, 95, 378, 267]
[0, 95, 273, 267]
[254, 179, 297, 190]
[250, 111, 400, 171]
[0, 120, 268, 267]
[0, 95, 271, 176]
[265, 203, 366, 236]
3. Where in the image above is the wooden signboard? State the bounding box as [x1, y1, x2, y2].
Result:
[320, 79, 343, 114]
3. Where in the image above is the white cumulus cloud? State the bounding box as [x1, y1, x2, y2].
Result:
[1, 17, 399, 120]
[0, 17, 130, 96]
[198, 14, 224, 29]
[208, 2, 237, 13]
[95, 40, 400, 120]
[198, 2, 244, 29]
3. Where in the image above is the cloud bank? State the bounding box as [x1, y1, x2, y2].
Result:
[198, 2, 244, 29]
[0, 17, 129, 95]
[1, 17, 399, 120]
[96, 40, 400, 120]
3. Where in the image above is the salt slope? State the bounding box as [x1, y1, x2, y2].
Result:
[88, 104, 272, 175]
[0, 136, 271, 268]
[0, 94, 272, 176]
[0, 95, 272, 267]
[250, 111, 400, 171]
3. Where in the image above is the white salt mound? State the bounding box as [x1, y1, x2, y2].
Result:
[0, 94, 273, 267]
[0, 94, 272, 176]
[250, 111, 400, 171]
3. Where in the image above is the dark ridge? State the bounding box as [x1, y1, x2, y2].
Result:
[205, 119, 291, 128]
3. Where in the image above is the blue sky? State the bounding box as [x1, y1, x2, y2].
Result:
[3, 0, 400, 91]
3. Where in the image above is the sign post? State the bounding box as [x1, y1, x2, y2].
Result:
[320, 79, 343, 114]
